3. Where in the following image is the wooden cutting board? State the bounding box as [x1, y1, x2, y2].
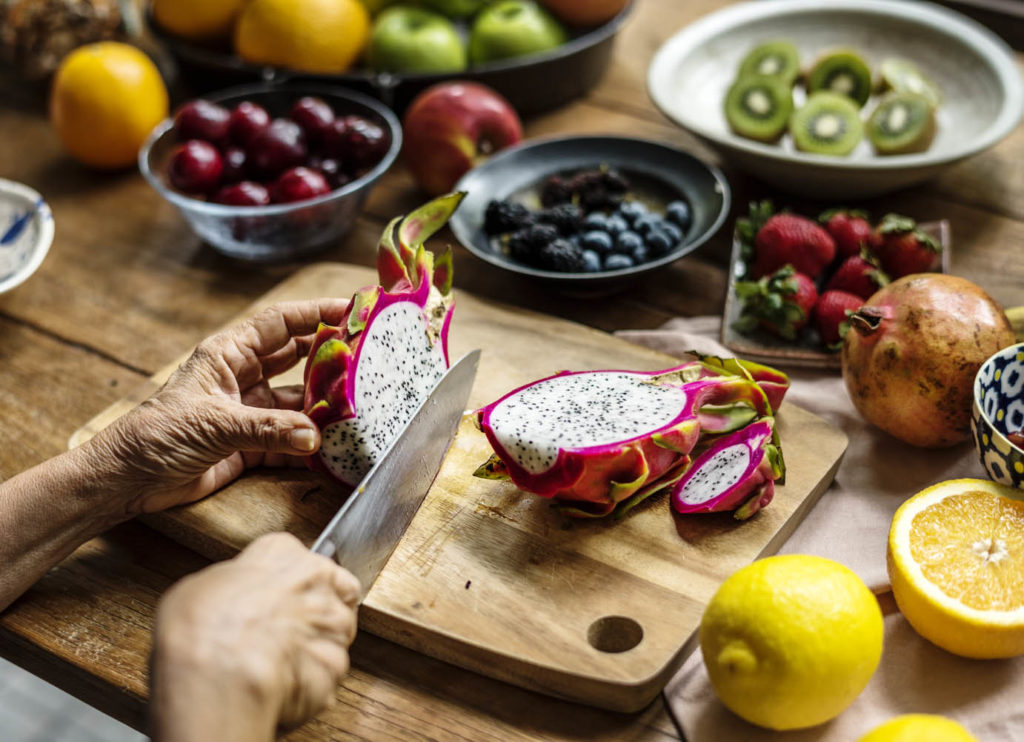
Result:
[71, 262, 848, 713]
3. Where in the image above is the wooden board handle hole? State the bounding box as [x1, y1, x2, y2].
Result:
[587, 616, 643, 653]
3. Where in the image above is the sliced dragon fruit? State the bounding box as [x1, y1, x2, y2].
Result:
[473, 365, 777, 517]
[670, 419, 782, 520]
[303, 192, 464, 487]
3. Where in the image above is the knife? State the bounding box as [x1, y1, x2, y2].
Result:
[310, 349, 481, 600]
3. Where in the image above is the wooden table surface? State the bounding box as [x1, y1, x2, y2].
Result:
[1, 1, 1022, 739]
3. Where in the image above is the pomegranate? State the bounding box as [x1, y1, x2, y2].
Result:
[842, 274, 1015, 448]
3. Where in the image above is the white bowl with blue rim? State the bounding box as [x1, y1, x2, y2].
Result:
[0, 178, 54, 295]
[972, 342, 1024, 489]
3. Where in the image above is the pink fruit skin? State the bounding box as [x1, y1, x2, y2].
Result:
[842, 274, 1016, 448]
[402, 82, 523, 196]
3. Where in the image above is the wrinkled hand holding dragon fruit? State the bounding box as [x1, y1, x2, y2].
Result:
[301, 192, 789, 521]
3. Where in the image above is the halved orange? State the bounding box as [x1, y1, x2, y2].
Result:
[888, 478, 1024, 658]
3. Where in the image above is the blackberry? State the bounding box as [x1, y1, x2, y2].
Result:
[540, 175, 573, 208]
[484, 199, 532, 236]
[537, 238, 587, 272]
[572, 167, 630, 211]
[535, 203, 583, 236]
[505, 223, 559, 265]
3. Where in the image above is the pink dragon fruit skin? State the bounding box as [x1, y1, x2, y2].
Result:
[670, 419, 782, 520]
[474, 367, 777, 517]
[302, 192, 464, 487]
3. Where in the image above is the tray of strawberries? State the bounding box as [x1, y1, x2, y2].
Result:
[722, 201, 951, 369]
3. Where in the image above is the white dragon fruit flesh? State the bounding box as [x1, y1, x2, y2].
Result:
[670, 418, 782, 520]
[474, 363, 783, 517]
[303, 192, 464, 487]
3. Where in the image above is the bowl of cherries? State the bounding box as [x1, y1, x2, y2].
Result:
[139, 83, 401, 261]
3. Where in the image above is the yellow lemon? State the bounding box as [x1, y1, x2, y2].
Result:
[858, 713, 979, 742]
[234, 0, 370, 74]
[50, 42, 169, 169]
[700, 554, 883, 730]
[152, 0, 247, 42]
[888, 477, 1024, 659]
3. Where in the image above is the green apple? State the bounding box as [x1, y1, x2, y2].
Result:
[367, 6, 468, 73]
[469, 0, 568, 65]
[421, 0, 492, 18]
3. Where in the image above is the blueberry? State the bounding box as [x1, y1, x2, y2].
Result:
[632, 244, 650, 264]
[581, 249, 602, 272]
[633, 214, 663, 236]
[605, 214, 629, 235]
[604, 253, 635, 270]
[581, 230, 613, 254]
[666, 200, 692, 230]
[645, 229, 673, 256]
[661, 221, 684, 244]
[615, 230, 643, 253]
[618, 201, 647, 223]
[584, 212, 609, 231]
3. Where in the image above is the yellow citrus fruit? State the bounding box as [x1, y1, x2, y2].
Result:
[858, 714, 979, 742]
[888, 477, 1024, 659]
[234, 0, 370, 74]
[700, 554, 883, 731]
[50, 42, 169, 170]
[152, 0, 248, 41]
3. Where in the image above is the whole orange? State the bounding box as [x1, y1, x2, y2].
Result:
[536, 0, 628, 27]
[50, 42, 168, 169]
[151, 0, 248, 42]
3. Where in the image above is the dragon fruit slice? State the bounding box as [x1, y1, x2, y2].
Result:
[473, 365, 776, 517]
[670, 419, 782, 520]
[303, 192, 464, 487]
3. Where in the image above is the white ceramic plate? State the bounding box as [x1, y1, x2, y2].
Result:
[647, 0, 1024, 198]
[0, 178, 53, 295]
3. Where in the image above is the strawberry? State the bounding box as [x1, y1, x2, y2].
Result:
[819, 209, 877, 261]
[825, 251, 889, 300]
[873, 213, 941, 278]
[752, 213, 836, 279]
[734, 265, 819, 340]
[813, 290, 863, 347]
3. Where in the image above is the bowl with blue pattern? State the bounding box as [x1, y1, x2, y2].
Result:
[973, 342, 1024, 489]
[0, 178, 54, 295]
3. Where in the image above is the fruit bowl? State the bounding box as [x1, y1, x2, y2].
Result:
[0, 178, 54, 295]
[449, 135, 730, 296]
[973, 342, 1024, 490]
[139, 83, 400, 261]
[647, 0, 1024, 199]
[148, 2, 633, 116]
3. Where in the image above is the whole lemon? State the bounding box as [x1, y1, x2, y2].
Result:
[700, 554, 883, 730]
[234, 0, 370, 74]
[50, 42, 169, 169]
[858, 714, 979, 742]
[152, 0, 247, 41]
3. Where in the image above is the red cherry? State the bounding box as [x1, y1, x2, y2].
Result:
[307, 155, 350, 190]
[247, 119, 307, 178]
[271, 167, 330, 203]
[228, 101, 271, 147]
[213, 181, 271, 206]
[168, 140, 223, 193]
[338, 115, 388, 172]
[221, 147, 247, 184]
[289, 96, 335, 148]
[174, 100, 230, 145]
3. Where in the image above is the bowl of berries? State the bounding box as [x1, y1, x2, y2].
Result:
[139, 83, 401, 261]
[450, 135, 730, 294]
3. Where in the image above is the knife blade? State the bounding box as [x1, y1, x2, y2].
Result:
[310, 349, 480, 600]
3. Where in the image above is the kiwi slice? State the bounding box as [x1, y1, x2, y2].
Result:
[790, 92, 864, 156]
[877, 57, 942, 108]
[737, 40, 801, 87]
[807, 50, 872, 107]
[866, 92, 936, 154]
[724, 75, 794, 143]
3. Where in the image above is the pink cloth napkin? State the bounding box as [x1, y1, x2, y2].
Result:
[615, 317, 1017, 741]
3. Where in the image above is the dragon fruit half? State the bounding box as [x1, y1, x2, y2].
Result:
[473, 362, 784, 517]
[670, 418, 782, 520]
[303, 192, 464, 487]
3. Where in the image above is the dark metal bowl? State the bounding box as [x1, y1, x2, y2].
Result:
[450, 135, 731, 296]
[150, 3, 633, 115]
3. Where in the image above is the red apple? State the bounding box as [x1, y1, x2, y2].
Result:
[536, 0, 628, 27]
[402, 81, 523, 196]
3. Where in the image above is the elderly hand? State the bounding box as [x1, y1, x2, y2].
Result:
[84, 299, 348, 517]
[150, 533, 361, 741]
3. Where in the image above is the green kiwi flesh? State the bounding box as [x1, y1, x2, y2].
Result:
[867, 92, 936, 154]
[877, 57, 942, 108]
[724, 74, 794, 143]
[737, 41, 801, 87]
[807, 50, 872, 107]
[790, 92, 864, 156]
